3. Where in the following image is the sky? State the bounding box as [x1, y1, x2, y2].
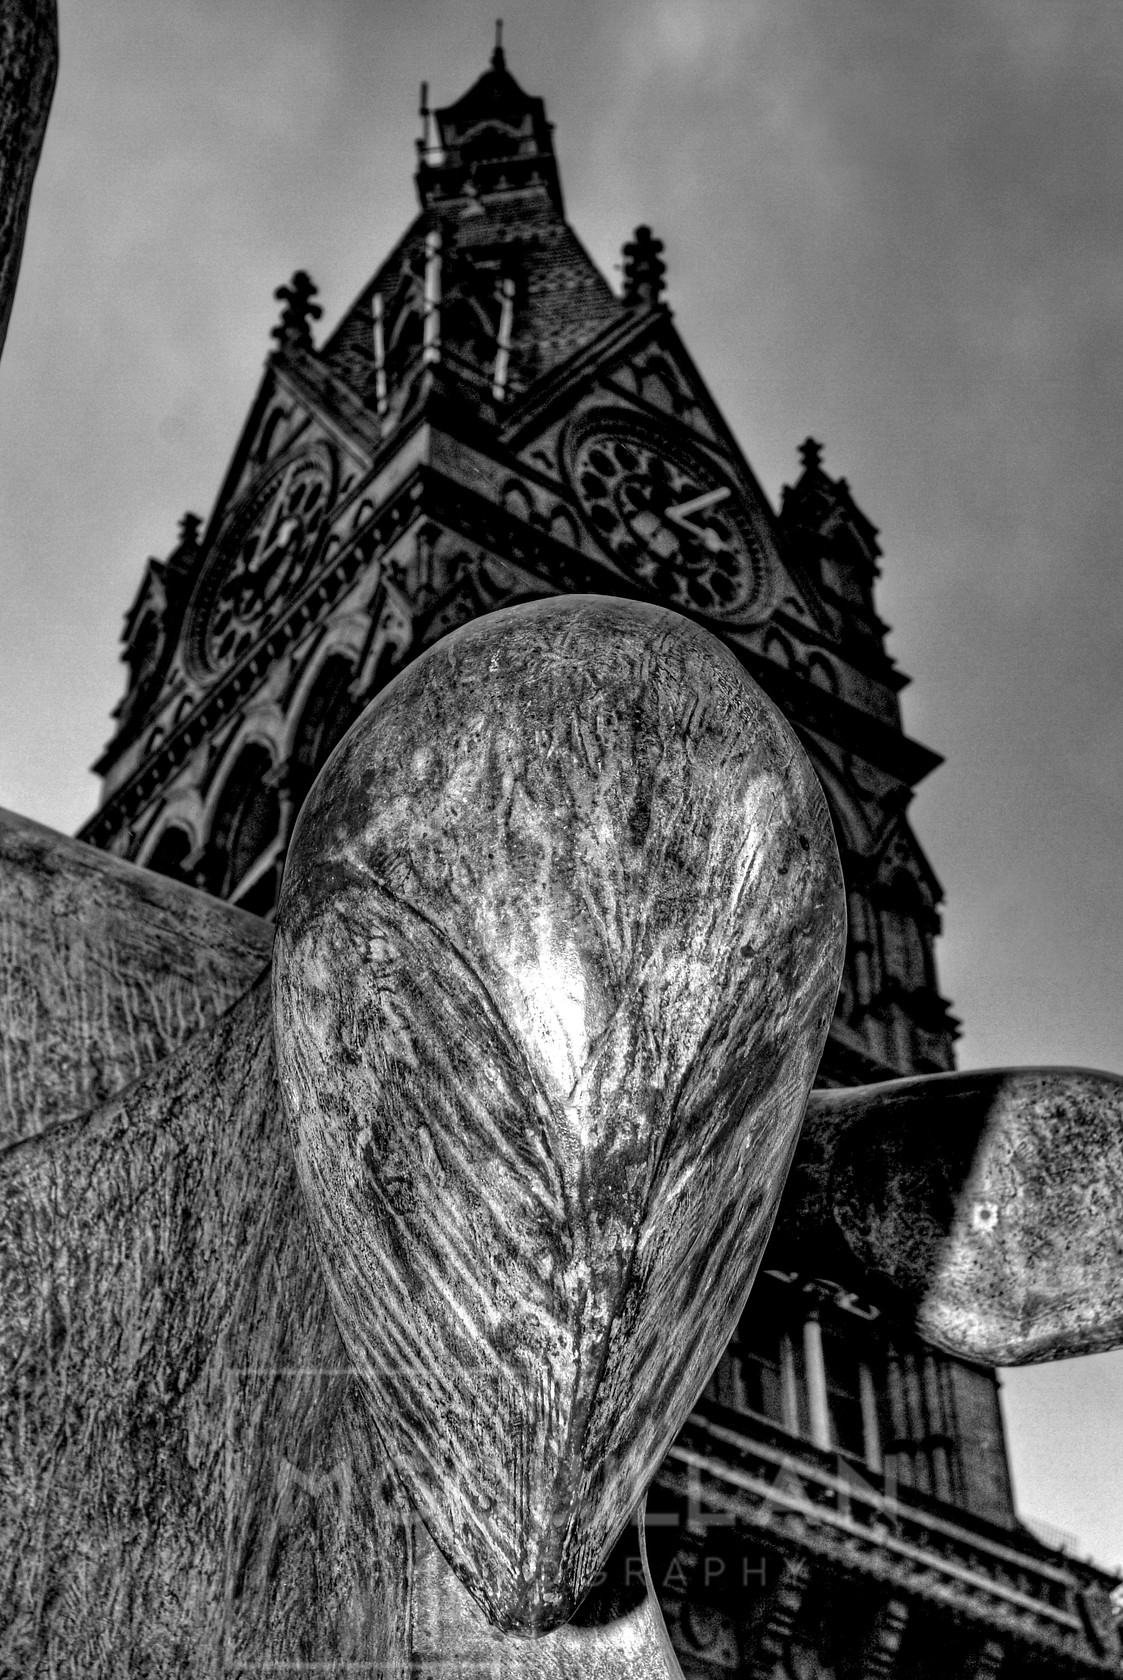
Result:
[1, 0, 1121, 1573]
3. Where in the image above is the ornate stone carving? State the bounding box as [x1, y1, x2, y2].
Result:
[622, 225, 666, 309]
[859, 1596, 909, 1677]
[563, 411, 773, 623]
[186, 450, 335, 677]
[271, 269, 323, 353]
[970, 1636, 1005, 1678]
[747, 1558, 808, 1678]
[608, 342, 721, 444]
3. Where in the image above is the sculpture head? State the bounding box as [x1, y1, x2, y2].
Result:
[272, 595, 845, 1632]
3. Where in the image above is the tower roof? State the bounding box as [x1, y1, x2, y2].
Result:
[416, 35, 563, 215]
[323, 40, 620, 409]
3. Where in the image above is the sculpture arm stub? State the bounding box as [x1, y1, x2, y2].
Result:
[792, 1068, 1123, 1366]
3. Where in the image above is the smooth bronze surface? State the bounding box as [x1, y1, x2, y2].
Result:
[273, 595, 845, 1633]
[800, 1068, 1123, 1364]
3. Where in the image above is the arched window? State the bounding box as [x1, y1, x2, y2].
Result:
[806, 653, 839, 695]
[877, 870, 936, 997]
[127, 612, 162, 691]
[254, 404, 285, 464]
[459, 121, 521, 163]
[289, 655, 360, 816]
[203, 744, 280, 903]
[384, 305, 424, 390]
[441, 291, 500, 377]
[145, 823, 194, 886]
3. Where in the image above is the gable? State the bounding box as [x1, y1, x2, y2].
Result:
[497, 310, 818, 635]
[122, 559, 168, 650]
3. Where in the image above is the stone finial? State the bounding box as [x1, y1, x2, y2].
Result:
[492, 17, 506, 69]
[271, 269, 323, 352]
[798, 436, 824, 473]
[164, 510, 202, 580]
[177, 511, 201, 550]
[272, 595, 845, 1635]
[622, 225, 666, 308]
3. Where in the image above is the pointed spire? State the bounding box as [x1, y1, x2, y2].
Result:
[780, 437, 883, 577]
[492, 19, 506, 70]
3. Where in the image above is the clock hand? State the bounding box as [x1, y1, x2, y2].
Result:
[665, 485, 731, 526]
[665, 486, 731, 550]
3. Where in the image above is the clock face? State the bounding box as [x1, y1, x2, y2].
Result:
[565, 416, 769, 621]
[188, 455, 331, 676]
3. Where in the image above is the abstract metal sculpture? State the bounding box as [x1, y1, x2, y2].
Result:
[4, 595, 1123, 1674]
[1, 16, 1119, 1668]
[272, 595, 846, 1635]
[271, 594, 1123, 1655]
[0, 0, 56, 361]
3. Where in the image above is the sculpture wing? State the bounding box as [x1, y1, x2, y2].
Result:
[798, 1067, 1123, 1364]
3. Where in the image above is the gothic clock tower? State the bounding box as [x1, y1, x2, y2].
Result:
[82, 38, 956, 1088]
[78, 42, 1120, 1677]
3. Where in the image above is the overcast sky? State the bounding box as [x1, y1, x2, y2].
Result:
[1, 0, 1121, 1572]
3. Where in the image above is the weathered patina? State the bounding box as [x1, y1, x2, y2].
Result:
[0, 806, 272, 1147]
[794, 1069, 1123, 1365]
[0, 0, 56, 360]
[272, 595, 847, 1632]
[6, 597, 1123, 1674]
[1, 977, 413, 1676]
